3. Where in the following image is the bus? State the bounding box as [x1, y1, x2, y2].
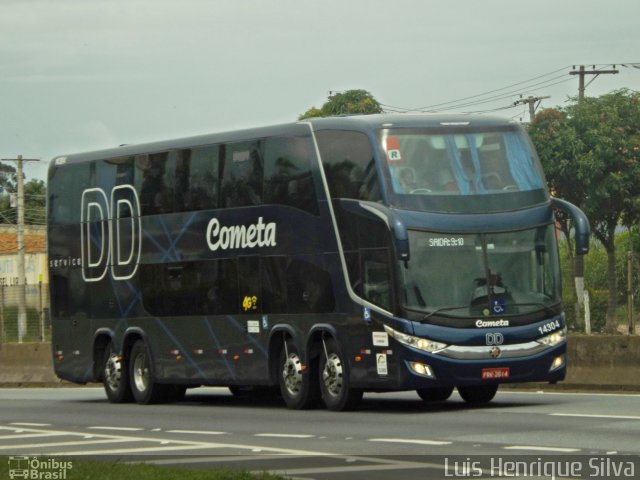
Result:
[47, 114, 589, 411]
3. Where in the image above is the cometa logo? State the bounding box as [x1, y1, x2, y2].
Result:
[475, 319, 510, 328]
[206, 216, 277, 251]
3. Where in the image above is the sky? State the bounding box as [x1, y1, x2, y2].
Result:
[1, 0, 639, 183]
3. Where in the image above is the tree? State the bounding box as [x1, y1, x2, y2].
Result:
[0, 178, 46, 225]
[299, 89, 383, 119]
[529, 89, 640, 333]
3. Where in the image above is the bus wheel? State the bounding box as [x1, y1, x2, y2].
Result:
[457, 384, 498, 404]
[416, 386, 454, 402]
[129, 340, 168, 404]
[319, 338, 362, 411]
[278, 340, 319, 409]
[103, 342, 132, 403]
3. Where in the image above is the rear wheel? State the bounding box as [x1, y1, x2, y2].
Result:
[416, 386, 454, 402]
[103, 341, 132, 403]
[457, 384, 498, 404]
[129, 340, 169, 404]
[278, 340, 320, 409]
[319, 338, 362, 411]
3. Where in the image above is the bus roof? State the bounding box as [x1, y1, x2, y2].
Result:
[50, 113, 519, 167]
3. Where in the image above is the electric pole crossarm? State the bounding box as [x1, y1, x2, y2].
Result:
[569, 65, 620, 100]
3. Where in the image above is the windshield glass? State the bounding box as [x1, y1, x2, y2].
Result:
[400, 224, 561, 318]
[379, 127, 548, 213]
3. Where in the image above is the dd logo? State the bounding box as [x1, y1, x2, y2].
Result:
[485, 333, 504, 346]
[81, 185, 141, 282]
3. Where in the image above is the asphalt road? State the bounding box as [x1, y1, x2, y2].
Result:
[1, 387, 640, 479]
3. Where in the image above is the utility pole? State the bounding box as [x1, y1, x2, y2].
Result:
[568, 65, 618, 332]
[513, 95, 550, 122]
[569, 65, 619, 100]
[1, 155, 39, 342]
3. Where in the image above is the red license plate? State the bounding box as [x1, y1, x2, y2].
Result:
[482, 367, 510, 380]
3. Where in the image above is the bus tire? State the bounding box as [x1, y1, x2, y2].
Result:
[416, 386, 454, 402]
[319, 338, 362, 411]
[129, 340, 168, 404]
[457, 384, 498, 404]
[103, 341, 133, 403]
[278, 340, 320, 409]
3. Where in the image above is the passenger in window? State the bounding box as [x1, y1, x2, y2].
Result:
[398, 167, 418, 192]
[266, 156, 295, 204]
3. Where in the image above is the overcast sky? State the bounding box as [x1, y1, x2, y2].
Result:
[1, 0, 638, 182]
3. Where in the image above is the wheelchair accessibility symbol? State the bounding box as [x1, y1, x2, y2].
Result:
[492, 299, 505, 314]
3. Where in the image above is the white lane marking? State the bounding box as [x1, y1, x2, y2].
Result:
[505, 391, 640, 398]
[140, 455, 309, 465]
[368, 438, 452, 446]
[88, 426, 145, 431]
[504, 445, 581, 452]
[0, 438, 140, 451]
[49, 445, 224, 456]
[166, 430, 227, 435]
[10, 423, 52, 427]
[254, 433, 315, 438]
[0, 432, 64, 440]
[550, 413, 640, 421]
[264, 460, 444, 476]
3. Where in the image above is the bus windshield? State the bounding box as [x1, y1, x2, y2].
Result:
[380, 127, 548, 213]
[400, 224, 561, 318]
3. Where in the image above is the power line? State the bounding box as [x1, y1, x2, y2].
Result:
[381, 66, 571, 113]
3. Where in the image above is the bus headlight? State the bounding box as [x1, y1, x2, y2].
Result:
[536, 327, 567, 347]
[384, 325, 448, 353]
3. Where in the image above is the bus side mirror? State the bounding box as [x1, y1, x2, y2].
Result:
[357, 201, 410, 262]
[551, 198, 590, 255]
[388, 210, 410, 262]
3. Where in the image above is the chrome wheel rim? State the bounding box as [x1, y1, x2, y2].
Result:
[133, 351, 149, 393]
[105, 354, 122, 392]
[282, 353, 303, 397]
[322, 353, 343, 398]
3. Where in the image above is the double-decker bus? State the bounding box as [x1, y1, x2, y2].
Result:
[47, 114, 589, 411]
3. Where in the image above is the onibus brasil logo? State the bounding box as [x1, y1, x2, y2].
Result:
[8, 457, 72, 479]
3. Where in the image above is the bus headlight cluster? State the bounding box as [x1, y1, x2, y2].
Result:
[384, 325, 448, 353]
[536, 327, 567, 347]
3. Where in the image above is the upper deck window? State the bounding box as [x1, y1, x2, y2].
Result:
[379, 126, 548, 213]
[315, 130, 382, 202]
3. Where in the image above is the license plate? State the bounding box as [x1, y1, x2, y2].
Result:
[482, 367, 510, 379]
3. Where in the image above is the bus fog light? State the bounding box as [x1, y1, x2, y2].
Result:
[550, 355, 565, 371]
[409, 362, 435, 378]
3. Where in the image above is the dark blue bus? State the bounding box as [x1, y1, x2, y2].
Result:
[47, 114, 589, 410]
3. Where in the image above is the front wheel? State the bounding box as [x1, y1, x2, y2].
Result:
[416, 386, 454, 402]
[129, 340, 169, 404]
[103, 341, 132, 403]
[457, 384, 498, 404]
[319, 338, 362, 411]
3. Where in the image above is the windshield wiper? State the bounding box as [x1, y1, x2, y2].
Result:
[420, 302, 560, 322]
[505, 302, 560, 316]
[421, 305, 470, 322]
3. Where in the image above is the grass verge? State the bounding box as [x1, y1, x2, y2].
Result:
[0, 456, 285, 480]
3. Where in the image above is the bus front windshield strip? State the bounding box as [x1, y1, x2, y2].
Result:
[400, 224, 561, 319]
[382, 128, 545, 195]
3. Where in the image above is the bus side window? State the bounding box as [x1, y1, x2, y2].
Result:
[362, 251, 392, 311]
[221, 141, 263, 207]
[176, 146, 219, 212]
[238, 256, 261, 313]
[263, 136, 319, 215]
[315, 130, 382, 201]
[135, 152, 174, 215]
